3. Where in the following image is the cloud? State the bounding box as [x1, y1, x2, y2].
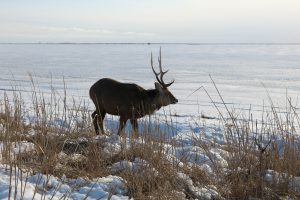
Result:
[40, 26, 154, 38]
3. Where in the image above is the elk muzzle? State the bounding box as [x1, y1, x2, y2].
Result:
[172, 98, 178, 104]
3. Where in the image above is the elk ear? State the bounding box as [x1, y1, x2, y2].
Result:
[155, 82, 163, 92]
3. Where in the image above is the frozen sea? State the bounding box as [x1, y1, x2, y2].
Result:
[0, 43, 300, 121]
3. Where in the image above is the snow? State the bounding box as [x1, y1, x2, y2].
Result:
[11, 141, 36, 155]
[264, 170, 300, 194]
[177, 172, 219, 200]
[111, 158, 156, 174]
[0, 141, 35, 162]
[0, 164, 128, 200]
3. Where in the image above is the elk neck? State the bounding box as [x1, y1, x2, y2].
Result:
[145, 89, 162, 111]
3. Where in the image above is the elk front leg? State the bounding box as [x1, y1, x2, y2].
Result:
[130, 118, 138, 138]
[117, 116, 127, 136]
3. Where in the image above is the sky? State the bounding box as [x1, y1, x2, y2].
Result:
[0, 0, 300, 43]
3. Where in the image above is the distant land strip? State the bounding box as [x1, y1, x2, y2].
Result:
[1, 42, 300, 45]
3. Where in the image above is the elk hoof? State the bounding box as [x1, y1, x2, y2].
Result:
[132, 132, 139, 138]
[117, 131, 125, 137]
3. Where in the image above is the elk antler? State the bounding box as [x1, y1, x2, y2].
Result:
[151, 48, 174, 88]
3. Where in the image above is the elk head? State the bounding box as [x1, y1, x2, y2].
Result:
[151, 48, 178, 106]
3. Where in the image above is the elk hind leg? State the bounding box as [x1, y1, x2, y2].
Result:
[98, 110, 106, 134]
[118, 116, 127, 136]
[91, 111, 99, 135]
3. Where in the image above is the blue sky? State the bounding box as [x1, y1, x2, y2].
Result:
[1, 0, 300, 43]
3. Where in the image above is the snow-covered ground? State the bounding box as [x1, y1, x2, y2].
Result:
[0, 163, 128, 200]
[0, 127, 226, 199]
[0, 43, 300, 199]
[1, 123, 299, 199]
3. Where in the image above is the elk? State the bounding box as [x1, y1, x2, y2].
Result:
[89, 49, 178, 136]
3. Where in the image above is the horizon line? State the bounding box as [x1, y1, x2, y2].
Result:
[1, 42, 300, 45]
